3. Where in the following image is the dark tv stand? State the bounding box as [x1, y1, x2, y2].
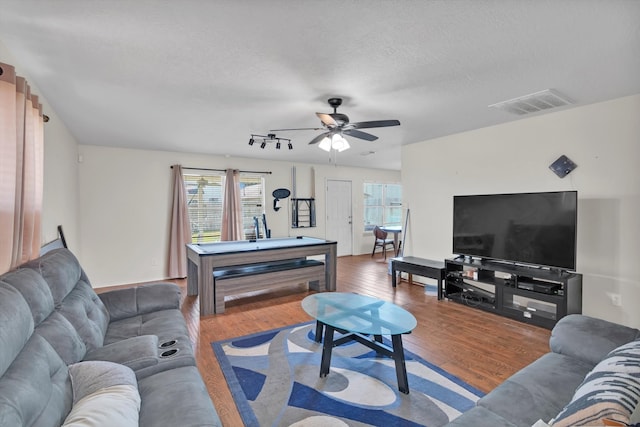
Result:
[444, 258, 582, 329]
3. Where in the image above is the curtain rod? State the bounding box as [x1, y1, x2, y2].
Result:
[171, 166, 271, 174]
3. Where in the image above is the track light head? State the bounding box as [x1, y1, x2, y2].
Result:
[276, 142, 281, 149]
[248, 138, 254, 146]
[260, 142, 266, 149]
[288, 142, 293, 150]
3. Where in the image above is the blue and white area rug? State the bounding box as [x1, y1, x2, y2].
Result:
[212, 322, 483, 426]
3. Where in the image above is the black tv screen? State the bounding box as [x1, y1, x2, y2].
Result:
[452, 191, 577, 270]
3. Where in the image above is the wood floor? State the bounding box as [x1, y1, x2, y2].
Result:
[100, 253, 551, 426]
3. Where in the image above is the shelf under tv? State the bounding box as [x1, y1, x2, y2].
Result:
[444, 257, 582, 329]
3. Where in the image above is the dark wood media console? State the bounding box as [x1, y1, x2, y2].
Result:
[444, 257, 582, 329]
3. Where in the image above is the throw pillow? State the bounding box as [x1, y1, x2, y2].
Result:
[62, 361, 141, 427]
[552, 340, 640, 427]
[62, 384, 140, 427]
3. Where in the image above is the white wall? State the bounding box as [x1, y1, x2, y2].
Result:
[0, 41, 80, 252]
[402, 94, 640, 327]
[41, 115, 80, 250]
[77, 145, 399, 287]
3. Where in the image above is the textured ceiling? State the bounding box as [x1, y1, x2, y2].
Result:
[1, 0, 639, 170]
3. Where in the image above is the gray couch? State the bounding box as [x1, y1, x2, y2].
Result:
[447, 314, 640, 426]
[0, 248, 222, 426]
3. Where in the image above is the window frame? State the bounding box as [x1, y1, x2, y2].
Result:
[363, 182, 403, 232]
[183, 172, 265, 243]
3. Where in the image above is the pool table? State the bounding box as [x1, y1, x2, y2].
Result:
[186, 236, 337, 316]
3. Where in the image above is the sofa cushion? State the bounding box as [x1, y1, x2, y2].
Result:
[103, 309, 190, 345]
[477, 352, 593, 426]
[1, 268, 54, 325]
[0, 335, 72, 427]
[0, 283, 34, 376]
[57, 280, 110, 352]
[550, 314, 640, 366]
[20, 248, 85, 305]
[0, 280, 73, 427]
[551, 340, 640, 426]
[137, 366, 221, 427]
[35, 311, 87, 364]
[98, 283, 181, 322]
[445, 405, 517, 427]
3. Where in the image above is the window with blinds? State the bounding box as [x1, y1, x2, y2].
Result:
[183, 173, 265, 242]
[363, 183, 402, 232]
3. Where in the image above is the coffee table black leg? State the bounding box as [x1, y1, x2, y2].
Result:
[320, 325, 335, 377]
[373, 334, 384, 356]
[391, 334, 410, 394]
[314, 321, 324, 343]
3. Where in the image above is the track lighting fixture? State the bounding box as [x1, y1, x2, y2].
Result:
[248, 133, 293, 150]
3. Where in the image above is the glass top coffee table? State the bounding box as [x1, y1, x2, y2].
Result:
[301, 292, 417, 393]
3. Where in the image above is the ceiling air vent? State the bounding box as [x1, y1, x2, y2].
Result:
[489, 89, 573, 115]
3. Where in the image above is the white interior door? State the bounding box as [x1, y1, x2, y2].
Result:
[326, 179, 352, 256]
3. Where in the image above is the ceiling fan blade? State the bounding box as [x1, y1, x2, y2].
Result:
[343, 129, 378, 141]
[316, 113, 338, 127]
[308, 132, 331, 145]
[269, 127, 323, 131]
[351, 119, 400, 129]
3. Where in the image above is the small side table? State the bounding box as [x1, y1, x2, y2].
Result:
[391, 257, 446, 300]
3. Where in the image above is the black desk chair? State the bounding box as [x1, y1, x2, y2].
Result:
[371, 226, 396, 260]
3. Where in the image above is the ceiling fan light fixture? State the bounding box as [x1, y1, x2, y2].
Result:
[318, 137, 332, 152]
[337, 139, 350, 152]
[331, 134, 350, 152]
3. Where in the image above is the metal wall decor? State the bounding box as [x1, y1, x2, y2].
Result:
[549, 155, 577, 178]
[272, 188, 291, 212]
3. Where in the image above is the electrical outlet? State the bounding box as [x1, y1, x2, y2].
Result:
[607, 292, 622, 307]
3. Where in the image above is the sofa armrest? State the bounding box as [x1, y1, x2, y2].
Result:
[550, 314, 640, 365]
[84, 335, 159, 372]
[98, 282, 181, 321]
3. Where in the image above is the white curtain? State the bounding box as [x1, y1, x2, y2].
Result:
[220, 169, 244, 241]
[168, 165, 192, 278]
[0, 62, 44, 273]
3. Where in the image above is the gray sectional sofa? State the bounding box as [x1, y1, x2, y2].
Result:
[447, 314, 640, 427]
[0, 248, 221, 426]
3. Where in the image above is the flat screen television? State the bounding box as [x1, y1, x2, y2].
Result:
[452, 191, 577, 271]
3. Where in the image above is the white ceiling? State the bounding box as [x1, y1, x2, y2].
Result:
[1, 0, 639, 170]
